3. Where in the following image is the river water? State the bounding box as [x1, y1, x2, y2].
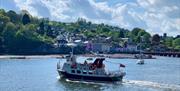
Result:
[0, 56, 180, 91]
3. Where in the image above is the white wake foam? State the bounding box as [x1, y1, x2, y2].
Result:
[123, 79, 180, 90]
[56, 76, 60, 79]
[56, 76, 180, 90]
[65, 79, 106, 85]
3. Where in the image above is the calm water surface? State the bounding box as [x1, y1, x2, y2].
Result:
[0, 56, 180, 91]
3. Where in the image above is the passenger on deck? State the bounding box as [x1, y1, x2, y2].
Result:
[84, 60, 88, 65]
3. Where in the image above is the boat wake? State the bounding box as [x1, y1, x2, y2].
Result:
[57, 76, 180, 91]
[123, 79, 180, 91]
[56, 76, 60, 79]
[57, 76, 107, 85]
[65, 79, 105, 85]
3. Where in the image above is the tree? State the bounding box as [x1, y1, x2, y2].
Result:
[38, 22, 45, 34]
[164, 37, 173, 48]
[46, 25, 54, 37]
[0, 14, 10, 23]
[22, 13, 31, 25]
[2, 22, 17, 51]
[102, 27, 110, 33]
[175, 35, 180, 39]
[130, 28, 142, 43]
[0, 14, 10, 32]
[0, 36, 3, 52]
[143, 33, 151, 43]
[7, 10, 20, 23]
[31, 17, 39, 24]
[173, 38, 180, 50]
[109, 31, 119, 42]
[135, 29, 146, 43]
[119, 31, 124, 38]
[87, 21, 92, 26]
[14, 24, 52, 51]
[137, 30, 146, 37]
[174, 46, 180, 51]
[77, 18, 86, 26]
[0, 9, 6, 15]
[15, 30, 42, 51]
[131, 28, 141, 36]
[129, 28, 150, 43]
[152, 34, 160, 45]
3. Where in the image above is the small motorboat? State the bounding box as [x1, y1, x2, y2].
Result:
[136, 59, 144, 65]
[136, 36, 145, 65]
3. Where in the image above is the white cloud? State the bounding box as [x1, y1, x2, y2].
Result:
[14, 0, 42, 17]
[13, 0, 72, 20]
[136, 0, 180, 36]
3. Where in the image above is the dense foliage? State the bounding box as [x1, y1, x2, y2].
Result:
[0, 9, 179, 54]
[0, 9, 54, 53]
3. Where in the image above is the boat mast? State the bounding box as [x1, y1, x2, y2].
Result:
[140, 36, 143, 59]
[67, 42, 77, 63]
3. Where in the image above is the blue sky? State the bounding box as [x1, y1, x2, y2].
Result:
[0, 0, 180, 36]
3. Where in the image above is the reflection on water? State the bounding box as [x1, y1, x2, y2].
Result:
[0, 56, 180, 91]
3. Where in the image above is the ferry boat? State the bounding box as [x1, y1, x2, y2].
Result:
[57, 53, 126, 82]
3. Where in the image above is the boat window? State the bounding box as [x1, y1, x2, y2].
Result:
[88, 72, 93, 74]
[71, 70, 75, 73]
[83, 71, 87, 74]
[88, 71, 93, 74]
[77, 70, 81, 74]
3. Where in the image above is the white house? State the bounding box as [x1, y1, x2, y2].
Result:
[90, 43, 111, 53]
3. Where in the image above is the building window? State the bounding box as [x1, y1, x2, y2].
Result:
[77, 70, 81, 74]
[71, 70, 75, 73]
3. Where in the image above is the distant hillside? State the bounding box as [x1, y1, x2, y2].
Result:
[0, 9, 179, 54]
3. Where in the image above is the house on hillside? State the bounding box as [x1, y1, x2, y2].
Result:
[118, 44, 138, 52]
[86, 42, 112, 53]
[55, 35, 68, 47]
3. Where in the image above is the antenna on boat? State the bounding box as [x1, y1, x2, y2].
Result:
[66, 42, 77, 63]
[67, 43, 77, 55]
[140, 36, 143, 58]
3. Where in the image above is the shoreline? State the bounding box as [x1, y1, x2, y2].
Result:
[0, 54, 155, 59]
[0, 55, 64, 59]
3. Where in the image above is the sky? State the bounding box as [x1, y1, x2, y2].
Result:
[0, 0, 180, 36]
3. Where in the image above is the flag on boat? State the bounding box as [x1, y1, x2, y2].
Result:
[120, 64, 125, 68]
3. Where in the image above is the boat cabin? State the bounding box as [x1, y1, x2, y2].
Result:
[62, 57, 107, 76]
